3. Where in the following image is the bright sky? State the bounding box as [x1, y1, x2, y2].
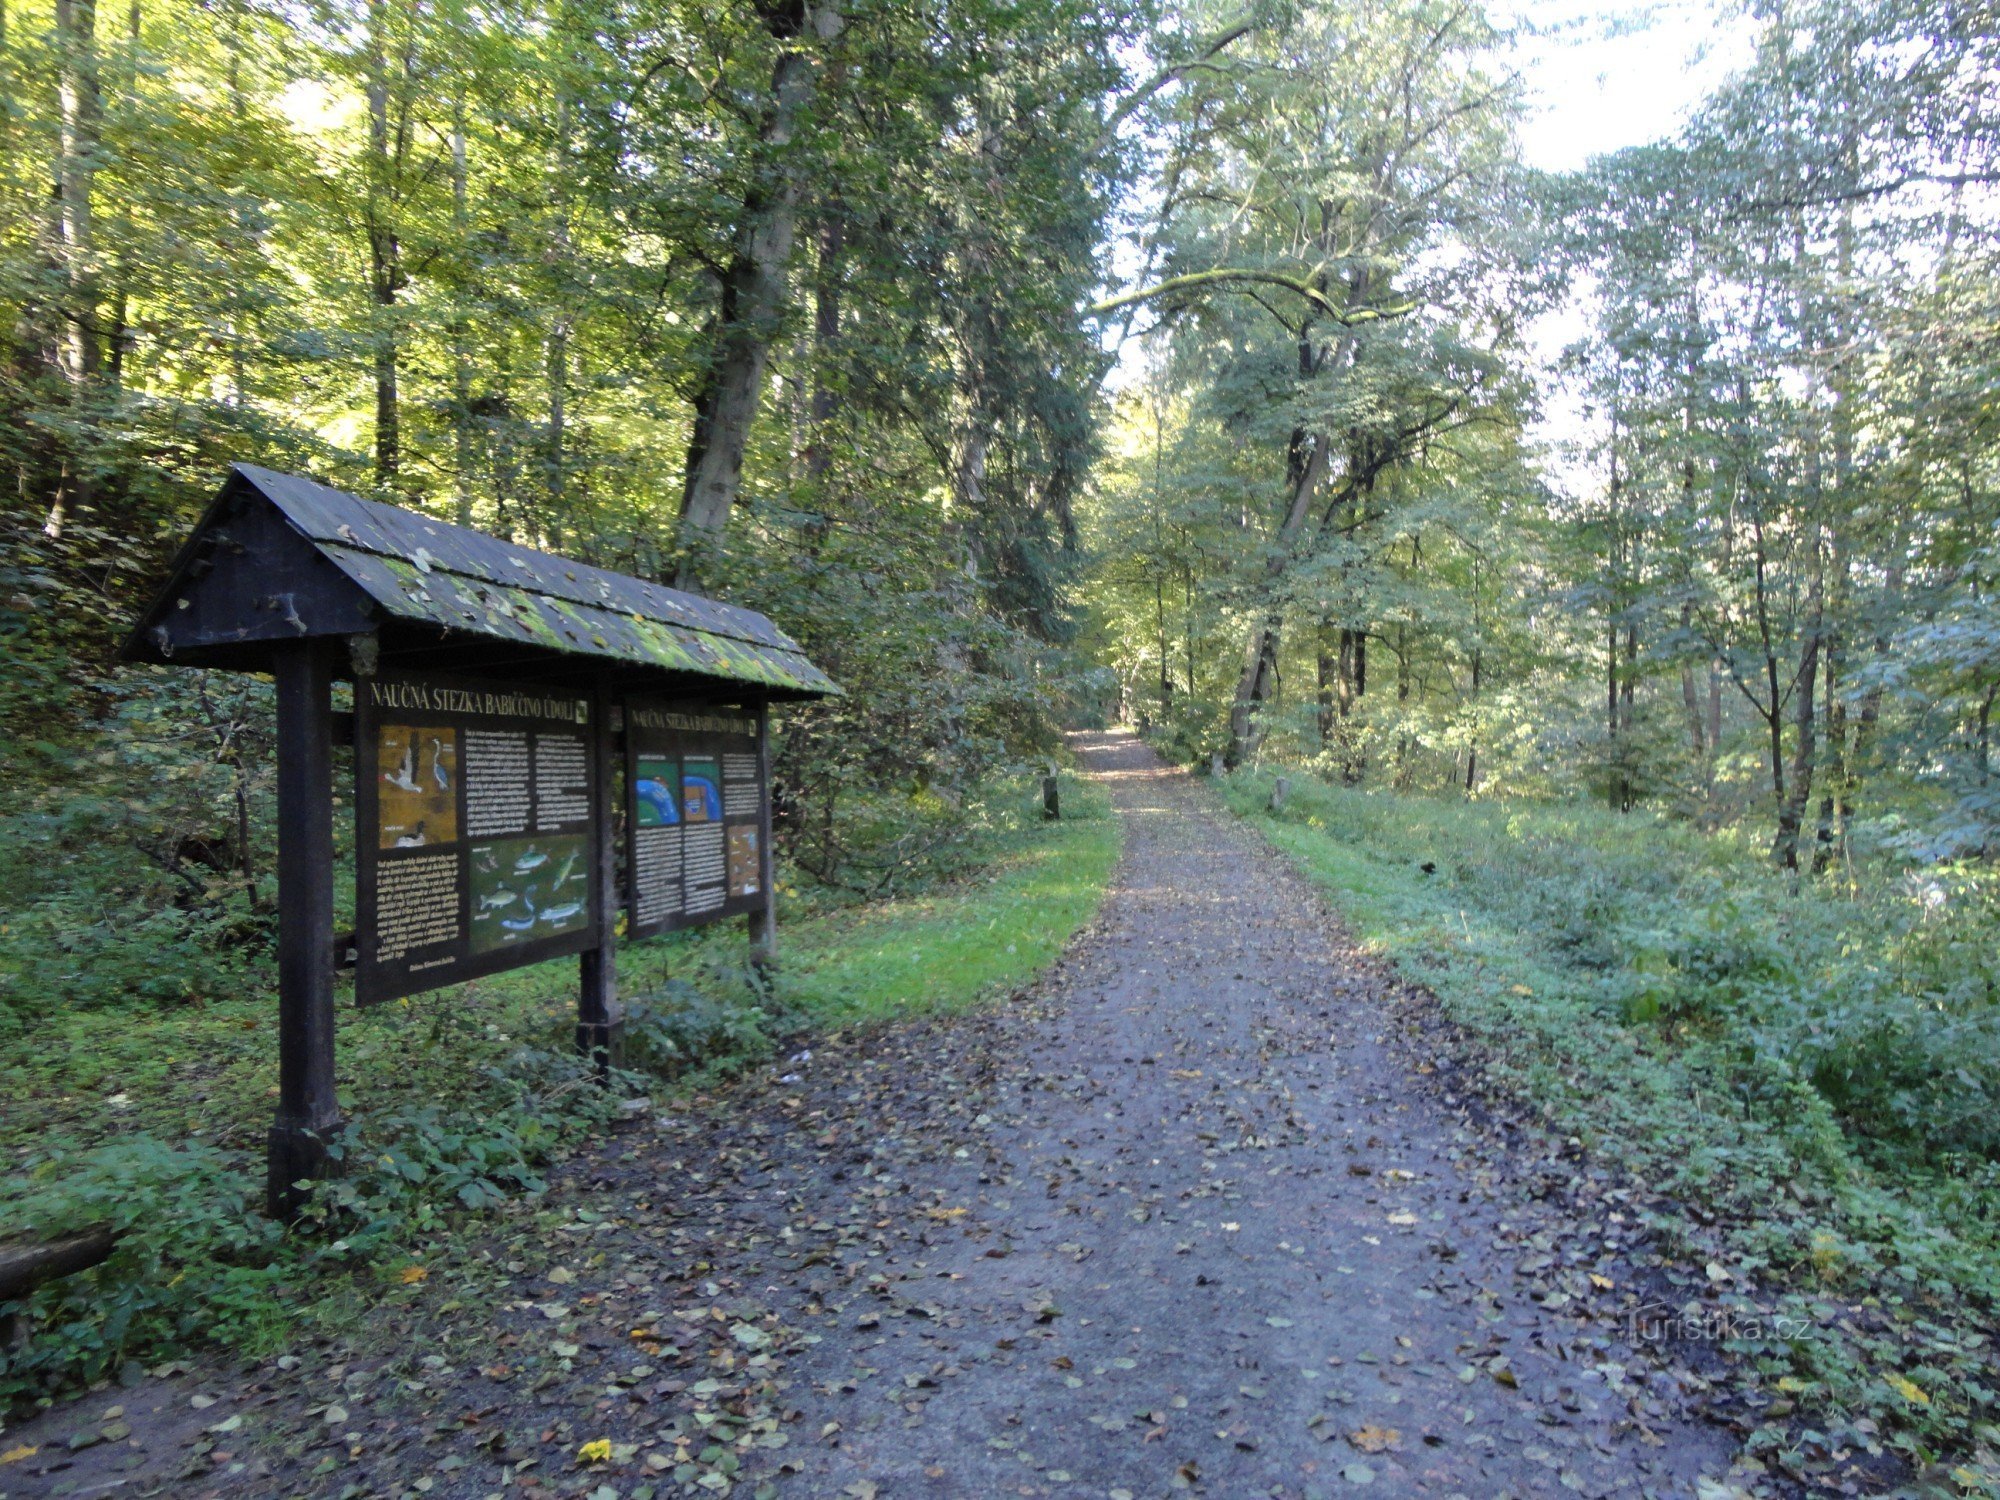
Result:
[1504, 0, 1753, 172]
[1504, 0, 1757, 488]
[1103, 0, 1758, 431]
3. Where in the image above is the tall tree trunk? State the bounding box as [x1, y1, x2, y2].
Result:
[1680, 601, 1707, 768]
[364, 0, 403, 489]
[450, 98, 474, 524]
[677, 0, 840, 589]
[545, 97, 572, 536]
[1606, 608, 1622, 810]
[1466, 555, 1481, 794]
[1226, 284, 1368, 767]
[1466, 639, 1482, 795]
[804, 207, 842, 491]
[47, 0, 102, 538]
[1604, 410, 1626, 811]
[1813, 636, 1845, 873]
[1773, 542, 1824, 870]
[1316, 619, 1336, 745]
[1226, 431, 1330, 766]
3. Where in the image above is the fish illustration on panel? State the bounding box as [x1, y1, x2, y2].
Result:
[470, 833, 589, 953]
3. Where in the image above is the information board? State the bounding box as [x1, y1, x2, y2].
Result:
[624, 698, 766, 940]
[356, 673, 600, 1003]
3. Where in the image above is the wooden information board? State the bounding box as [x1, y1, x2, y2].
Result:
[356, 673, 601, 1003]
[624, 698, 768, 940]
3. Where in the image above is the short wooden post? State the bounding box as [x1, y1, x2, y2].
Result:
[1042, 772, 1060, 820]
[748, 699, 778, 971]
[1270, 775, 1290, 812]
[268, 641, 342, 1221]
[1210, 750, 1226, 778]
[578, 680, 621, 1077]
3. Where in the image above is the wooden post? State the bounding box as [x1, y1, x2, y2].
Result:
[578, 679, 621, 1076]
[268, 640, 341, 1221]
[1210, 750, 1226, 778]
[748, 699, 777, 970]
[1270, 775, 1290, 812]
[1042, 772, 1060, 820]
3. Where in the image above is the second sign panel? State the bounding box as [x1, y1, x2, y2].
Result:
[625, 698, 766, 940]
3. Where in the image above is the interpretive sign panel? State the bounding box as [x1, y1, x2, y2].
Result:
[356, 674, 600, 1003]
[624, 698, 767, 940]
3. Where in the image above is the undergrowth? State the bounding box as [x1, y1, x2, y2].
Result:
[0, 770, 1116, 1412]
[1219, 767, 2000, 1487]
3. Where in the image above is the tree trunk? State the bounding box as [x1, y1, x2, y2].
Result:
[1333, 626, 1367, 782]
[450, 99, 474, 524]
[1226, 431, 1330, 765]
[1316, 619, 1335, 745]
[546, 97, 572, 533]
[676, 0, 840, 589]
[1773, 547, 1824, 870]
[805, 207, 842, 489]
[364, 0, 403, 489]
[47, 0, 102, 538]
[1813, 636, 1845, 873]
[1606, 610, 1622, 811]
[1466, 639, 1482, 795]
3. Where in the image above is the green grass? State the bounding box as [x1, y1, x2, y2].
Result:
[778, 778, 1118, 1025]
[0, 774, 1120, 1408]
[1217, 767, 2000, 1487]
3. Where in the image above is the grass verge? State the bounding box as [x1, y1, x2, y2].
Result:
[1218, 766, 1999, 1492]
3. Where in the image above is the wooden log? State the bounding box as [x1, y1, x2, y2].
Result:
[0, 1226, 120, 1304]
[1042, 773, 1060, 820]
[1270, 775, 1290, 812]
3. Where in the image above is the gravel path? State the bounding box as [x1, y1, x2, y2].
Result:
[3, 731, 1747, 1499]
[739, 731, 1741, 1499]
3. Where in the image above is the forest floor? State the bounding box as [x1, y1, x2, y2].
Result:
[2, 731, 1771, 1499]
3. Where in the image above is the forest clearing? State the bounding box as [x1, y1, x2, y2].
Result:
[2, 0, 1997, 1493]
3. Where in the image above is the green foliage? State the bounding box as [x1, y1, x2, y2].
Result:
[2, 1139, 287, 1395]
[621, 980, 782, 1083]
[1223, 767, 2000, 1463]
[0, 771, 1115, 1411]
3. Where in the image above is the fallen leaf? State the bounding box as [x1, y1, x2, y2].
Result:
[1350, 1424, 1400, 1453]
[1885, 1373, 1930, 1406]
[578, 1437, 614, 1463]
[400, 1265, 429, 1285]
[1, 1445, 38, 1465]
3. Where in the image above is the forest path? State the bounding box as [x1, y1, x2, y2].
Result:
[2, 732, 1746, 1499]
[710, 729, 1741, 1498]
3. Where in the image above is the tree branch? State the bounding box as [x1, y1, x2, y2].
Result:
[1092, 16, 1260, 155]
[1087, 268, 1415, 324]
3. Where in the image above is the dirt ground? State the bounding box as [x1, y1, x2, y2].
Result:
[2, 731, 1763, 1499]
